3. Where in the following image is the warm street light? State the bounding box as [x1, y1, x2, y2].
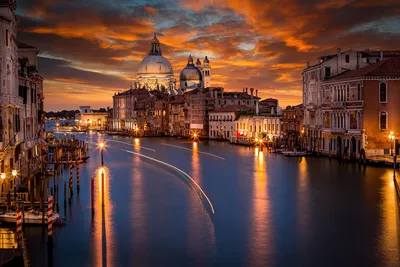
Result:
[0, 173, 5, 180]
[11, 170, 17, 178]
[388, 131, 395, 156]
[99, 142, 105, 166]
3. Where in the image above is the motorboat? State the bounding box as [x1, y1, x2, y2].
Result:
[0, 210, 60, 225]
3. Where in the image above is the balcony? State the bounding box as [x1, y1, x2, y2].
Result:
[345, 101, 363, 108]
[331, 128, 346, 134]
[0, 94, 24, 106]
[332, 102, 344, 109]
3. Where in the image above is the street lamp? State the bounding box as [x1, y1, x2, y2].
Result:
[0, 173, 5, 180]
[388, 131, 395, 156]
[99, 142, 105, 166]
[11, 169, 17, 190]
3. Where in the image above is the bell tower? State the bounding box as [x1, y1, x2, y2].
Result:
[202, 56, 211, 88]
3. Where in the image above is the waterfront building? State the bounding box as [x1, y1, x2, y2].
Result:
[169, 94, 188, 136]
[77, 109, 108, 130]
[282, 104, 304, 146]
[209, 106, 249, 141]
[302, 49, 399, 152]
[235, 113, 282, 141]
[186, 87, 258, 138]
[320, 57, 400, 157]
[112, 88, 150, 130]
[0, 1, 45, 183]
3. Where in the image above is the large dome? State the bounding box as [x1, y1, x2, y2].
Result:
[137, 55, 173, 75]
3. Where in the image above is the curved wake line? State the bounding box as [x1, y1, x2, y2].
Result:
[161, 143, 225, 160]
[121, 149, 215, 214]
[104, 139, 156, 152]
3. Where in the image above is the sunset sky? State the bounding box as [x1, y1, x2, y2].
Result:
[16, 0, 400, 111]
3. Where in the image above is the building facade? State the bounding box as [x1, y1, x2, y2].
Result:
[209, 107, 241, 141]
[282, 104, 303, 146]
[235, 115, 282, 141]
[302, 49, 397, 152]
[320, 57, 400, 158]
[0, 1, 45, 185]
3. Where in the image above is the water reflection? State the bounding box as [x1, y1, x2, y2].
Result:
[249, 148, 273, 266]
[379, 172, 400, 266]
[131, 143, 148, 264]
[92, 166, 114, 267]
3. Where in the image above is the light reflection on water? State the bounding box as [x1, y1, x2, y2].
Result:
[249, 148, 272, 266]
[92, 166, 114, 267]
[379, 172, 400, 266]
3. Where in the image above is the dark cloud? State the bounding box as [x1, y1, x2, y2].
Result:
[14, 0, 400, 110]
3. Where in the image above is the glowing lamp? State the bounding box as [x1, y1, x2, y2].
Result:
[0, 173, 5, 180]
[11, 169, 17, 177]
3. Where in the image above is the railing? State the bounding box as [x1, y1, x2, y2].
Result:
[0, 94, 24, 106]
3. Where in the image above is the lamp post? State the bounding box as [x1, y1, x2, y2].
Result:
[99, 142, 104, 166]
[12, 169, 17, 191]
[389, 131, 395, 156]
[300, 129, 305, 151]
[1, 173, 5, 203]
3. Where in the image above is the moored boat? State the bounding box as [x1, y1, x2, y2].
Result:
[0, 210, 61, 225]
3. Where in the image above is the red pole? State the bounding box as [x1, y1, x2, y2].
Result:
[48, 195, 53, 240]
[91, 176, 94, 214]
[101, 171, 105, 207]
[16, 206, 22, 242]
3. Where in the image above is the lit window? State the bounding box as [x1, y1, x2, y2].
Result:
[379, 83, 387, 103]
[380, 111, 387, 130]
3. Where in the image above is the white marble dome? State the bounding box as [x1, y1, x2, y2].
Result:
[137, 55, 173, 75]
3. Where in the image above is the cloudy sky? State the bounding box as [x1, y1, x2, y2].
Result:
[16, 0, 400, 111]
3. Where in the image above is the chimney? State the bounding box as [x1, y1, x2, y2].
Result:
[250, 88, 254, 98]
[243, 88, 245, 93]
[246, 87, 248, 94]
[306, 61, 310, 68]
[222, 88, 224, 98]
[337, 48, 342, 73]
[256, 100, 259, 116]
[256, 89, 258, 97]
[380, 51, 383, 61]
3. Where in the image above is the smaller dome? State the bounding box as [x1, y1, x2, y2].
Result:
[204, 56, 209, 64]
[180, 55, 202, 82]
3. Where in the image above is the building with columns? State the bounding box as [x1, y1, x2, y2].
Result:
[320, 57, 400, 157]
[302, 49, 399, 152]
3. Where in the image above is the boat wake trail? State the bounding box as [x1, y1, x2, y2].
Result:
[105, 139, 155, 152]
[160, 143, 225, 160]
[121, 149, 215, 214]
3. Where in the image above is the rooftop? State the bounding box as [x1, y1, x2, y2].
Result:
[324, 57, 400, 82]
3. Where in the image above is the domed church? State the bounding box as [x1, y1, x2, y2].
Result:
[133, 33, 176, 93]
[132, 33, 212, 94]
[179, 55, 211, 91]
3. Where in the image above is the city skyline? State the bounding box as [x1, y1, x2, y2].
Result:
[16, 0, 400, 111]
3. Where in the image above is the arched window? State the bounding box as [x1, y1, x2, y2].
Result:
[379, 83, 387, 103]
[380, 111, 387, 130]
[345, 54, 350, 63]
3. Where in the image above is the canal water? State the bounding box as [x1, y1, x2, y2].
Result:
[24, 132, 400, 267]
